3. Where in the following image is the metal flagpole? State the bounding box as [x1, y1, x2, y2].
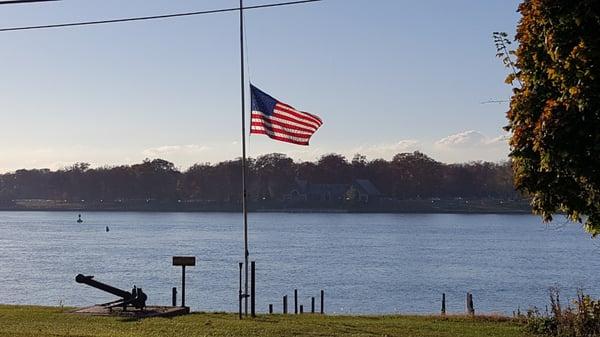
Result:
[239, 0, 249, 317]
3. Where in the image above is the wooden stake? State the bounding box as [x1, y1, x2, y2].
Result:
[441, 293, 446, 316]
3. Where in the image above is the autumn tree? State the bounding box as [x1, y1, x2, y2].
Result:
[507, 0, 600, 234]
[253, 153, 295, 200]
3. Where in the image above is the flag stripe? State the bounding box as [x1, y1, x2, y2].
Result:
[251, 124, 311, 141]
[252, 110, 319, 131]
[251, 119, 315, 135]
[250, 127, 310, 145]
[251, 125, 311, 141]
[251, 112, 317, 132]
[277, 102, 323, 125]
[251, 124, 313, 141]
[273, 107, 321, 129]
[275, 103, 323, 126]
[250, 84, 322, 146]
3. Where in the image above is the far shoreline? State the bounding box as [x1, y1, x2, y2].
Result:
[0, 207, 533, 215]
[0, 197, 532, 215]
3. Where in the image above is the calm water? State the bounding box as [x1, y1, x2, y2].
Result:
[0, 211, 599, 314]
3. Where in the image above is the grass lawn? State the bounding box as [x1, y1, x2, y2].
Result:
[0, 305, 532, 337]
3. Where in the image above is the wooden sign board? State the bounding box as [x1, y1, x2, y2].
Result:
[173, 256, 196, 266]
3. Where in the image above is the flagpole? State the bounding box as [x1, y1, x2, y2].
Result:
[239, 0, 249, 317]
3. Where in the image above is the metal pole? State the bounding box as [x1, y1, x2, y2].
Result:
[181, 265, 186, 307]
[250, 261, 256, 317]
[238, 262, 243, 319]
[239, 0, 249, 317]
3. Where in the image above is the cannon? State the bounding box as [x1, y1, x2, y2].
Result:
[75, 274, 147, 311]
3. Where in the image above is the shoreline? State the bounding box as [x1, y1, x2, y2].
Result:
[0, 198, 532, 215]
[0, 207, 532, 214]
[0, 304, 516, 318]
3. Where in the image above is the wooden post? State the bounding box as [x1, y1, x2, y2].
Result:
[311, 297, 315, 313]
[250, 261, 255, 317]
[283, 295, 288, 314]
[466, 292, 469, 314]
[172, 287, 177, 307]
[441, 293, 446, 316]
[300, 305, 304, 314]
[466, 292, 475, 315]
[320, 290, 324, 314]
[294, 289, 298, 314]
[269, 304, 273, 314]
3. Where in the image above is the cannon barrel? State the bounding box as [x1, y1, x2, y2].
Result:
[75, 274, 132, 300]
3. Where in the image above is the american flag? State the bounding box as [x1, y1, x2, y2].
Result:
[250, 84, 323, 146]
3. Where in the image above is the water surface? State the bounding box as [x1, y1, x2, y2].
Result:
[0, 211, 598, 314]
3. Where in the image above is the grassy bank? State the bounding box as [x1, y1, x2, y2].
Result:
[0, 305, 531, 337]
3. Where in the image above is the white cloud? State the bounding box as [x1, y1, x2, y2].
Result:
[0, 132, 511, 173]
[350, 140, 420, 160]
[281, 146, 328, 162]
[436, 130, 487, 147]
[435, 130, 508, 148]
[430, 130, 510, 163]
[142, 144, 211, 158]
[485, 134, 510, 145]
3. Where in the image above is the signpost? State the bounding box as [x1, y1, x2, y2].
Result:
[173, 256, 195, 308]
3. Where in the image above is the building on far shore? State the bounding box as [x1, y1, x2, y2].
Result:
[285, 179, 382, 204]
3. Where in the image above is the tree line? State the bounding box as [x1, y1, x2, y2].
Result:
[0, 152, 520, 203]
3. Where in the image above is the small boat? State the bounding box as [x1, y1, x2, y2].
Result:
[77, 214, 83, 223]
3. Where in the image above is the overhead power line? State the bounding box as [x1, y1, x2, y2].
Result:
[480, 99, 509, 105]
[0, 0, 322, 32]
[0, 0, 59, 5]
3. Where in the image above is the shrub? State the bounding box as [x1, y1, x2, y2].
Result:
[522, 289, 600, 336]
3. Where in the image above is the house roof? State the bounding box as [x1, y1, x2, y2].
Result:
[354, 179, 382, 196]
[307, 183, 349, 195]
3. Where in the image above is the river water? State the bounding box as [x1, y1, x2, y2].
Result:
[0, 211, 598, 314]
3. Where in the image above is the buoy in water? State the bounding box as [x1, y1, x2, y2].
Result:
[77, 214, 83, 223]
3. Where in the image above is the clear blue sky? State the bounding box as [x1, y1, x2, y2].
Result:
[0, 0, 521, 172]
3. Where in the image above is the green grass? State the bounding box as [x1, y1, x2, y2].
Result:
[0, 305, 531, 337]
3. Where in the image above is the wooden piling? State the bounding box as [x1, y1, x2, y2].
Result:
[300, 305, 304, 314]
[311, 297, 315, 313]
[172, 287, 177, 307]
[269, 304, 273, 314]
[320, 290, 324, 314]
[294, 289, 298, 314]
[441, 293, 446, 316]
[283, 295, 288, 314]
[466, 292, 474, 315]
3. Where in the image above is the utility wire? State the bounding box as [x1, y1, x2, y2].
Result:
[481, 99, 509, 105]
[0, 0, 322, 32]
[0, 0, 59, 5]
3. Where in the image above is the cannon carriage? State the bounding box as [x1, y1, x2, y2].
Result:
[75, 274, 147, 311]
